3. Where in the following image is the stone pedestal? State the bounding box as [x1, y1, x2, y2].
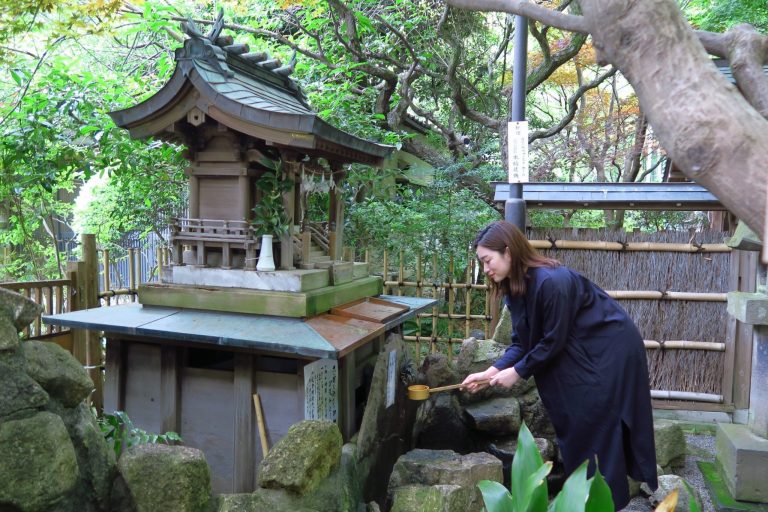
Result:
[717, 291, 768, 503]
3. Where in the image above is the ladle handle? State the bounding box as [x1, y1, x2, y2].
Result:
[429, 379, 491, 394]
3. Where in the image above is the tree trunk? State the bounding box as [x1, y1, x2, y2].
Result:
[580, 0, 768, 235]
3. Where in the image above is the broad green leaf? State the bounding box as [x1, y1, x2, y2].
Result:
[550, 461, 589, 512]
[584, 467, 614, 512]
[511, 423, 548, 512]
[477, 480, 514, 512]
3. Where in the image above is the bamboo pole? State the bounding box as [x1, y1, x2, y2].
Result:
[128, 249, 136, 302]
[650, 390, 723, 403]
[528, 240, 731, 253]
[102, 249, 110, 306]
[398, 249, 404, 297]
[416, 252, 422, 360]
[448, 254, 454, 358]
[608, 291, 726, 302]
[252, 394, 269, 457]
[382, 250, 388, 295]
[644, 340, 725, 351]
[465, 253, 472, 338]
[431, 253, 438, 354]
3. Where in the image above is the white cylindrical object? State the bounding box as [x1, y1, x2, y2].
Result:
[256, 234, 276, 272]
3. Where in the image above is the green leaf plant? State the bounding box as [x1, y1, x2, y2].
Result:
[93, 408, 182, 458]
[477, 422, 696, 512]
[251, 171, 293, 238]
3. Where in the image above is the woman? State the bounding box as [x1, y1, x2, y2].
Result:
[462, 221, 657, 508]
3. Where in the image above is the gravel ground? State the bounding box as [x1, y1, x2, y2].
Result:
[621, 432, 717, 512]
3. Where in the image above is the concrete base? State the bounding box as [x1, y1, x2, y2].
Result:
[698, 461, 768, 512]
[715, 423, 768, 503]
[166, 265, 330, 292]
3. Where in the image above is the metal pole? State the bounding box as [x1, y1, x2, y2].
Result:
[505, 15, 528, 231]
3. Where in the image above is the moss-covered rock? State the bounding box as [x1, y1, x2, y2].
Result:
[0, 359, 49, 419]
[118, 444, 211, 512]
[390, 484, 473, 512]
[23, 340, 94, 407]
[258, 420, 342, 496]
[0, 411, 79, 512]
[0, 286, 43, 332]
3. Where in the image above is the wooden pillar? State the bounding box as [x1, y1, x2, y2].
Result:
[103, 339, 126, 413]
[280, 156, 298, 270]
[238, 173, 251, 222]
[188, 170, 199, 219]
[331, 164, 346, 261]
[233, 354, 255, 492]
[339, 354, 356, 440]
[69, 234, 103, 410]
[160, 346, 181, 433]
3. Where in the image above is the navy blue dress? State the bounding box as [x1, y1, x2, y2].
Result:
[493, 265, 657, 508]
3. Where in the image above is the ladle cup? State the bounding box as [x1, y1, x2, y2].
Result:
[407, 379, 491, 400]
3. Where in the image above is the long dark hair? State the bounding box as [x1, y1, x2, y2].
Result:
[473, 221, 559, 297]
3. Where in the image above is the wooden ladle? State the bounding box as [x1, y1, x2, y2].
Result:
[407, 379, 491, 400]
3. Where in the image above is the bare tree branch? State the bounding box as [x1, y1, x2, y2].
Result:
[445, 0, 589, 33]
[529, 66, 616, 142]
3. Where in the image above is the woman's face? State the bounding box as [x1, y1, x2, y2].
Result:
[476, 245, 512, 283]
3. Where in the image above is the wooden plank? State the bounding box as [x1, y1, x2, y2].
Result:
[103, 339, 125, 413]
[722, 249, 740, 406]
[138, 276, 382, 318]
[338, 355, 356, 440]
[330, 262, 354, 285]
[160, 346, 180, 434]
[733, 250, 757, 408]
[124, 343, 162, 434]
[305, 314, 384, 358]
[652, 400, 735, 413]
[330, 297, 408, 323]
[233, 354, 255, 492]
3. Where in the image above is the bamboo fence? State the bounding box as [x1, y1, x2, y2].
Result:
[370, 228, 739, 406]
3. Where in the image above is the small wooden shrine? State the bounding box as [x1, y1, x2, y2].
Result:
[45, 14, 435, 494]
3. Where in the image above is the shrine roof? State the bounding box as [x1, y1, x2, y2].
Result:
[109, 14, 391, 166]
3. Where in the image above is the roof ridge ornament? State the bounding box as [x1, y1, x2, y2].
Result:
[177, 9, 234, 78]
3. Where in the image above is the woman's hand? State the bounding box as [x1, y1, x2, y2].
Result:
[461, 367, 499, 393]
[489, 367, 521, 389]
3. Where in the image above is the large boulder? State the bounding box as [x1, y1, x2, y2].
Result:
[0, 411, 79, 512]
[23, 339, 94, 407]
[648, 475, 702, 511]
[0, 359, 49, 419]
[0, 287, 43, 332]
[249, 442, 360, 512]
[420, 353, 459, 388]
[413, 394, 473, 453]
[390, 484, 473, 512]
[258, 420, 342, 496]
[464, 396, 521, 435]
[387, 449, 502, 511]
[58, 402, 118, 511]
[117, 444, 211, 512]
[455, 337, 506, 376]
[654, 420, 686, 470]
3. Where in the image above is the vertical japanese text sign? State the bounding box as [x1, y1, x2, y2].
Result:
[508, 121, 529, 183]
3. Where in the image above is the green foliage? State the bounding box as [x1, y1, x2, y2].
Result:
[686, 0, 768, 31]
[94, 409, 182, 458]
[251, 171, 293, 237]
[477, 423, 614, 512]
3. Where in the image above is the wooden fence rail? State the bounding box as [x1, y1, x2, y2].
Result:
[0, 279, 72, 338]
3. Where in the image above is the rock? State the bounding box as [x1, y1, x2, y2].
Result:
[649, 474, 702, 511]
[518, 387, 555, 438]
[258, 420, 342, 496]
[468, 329, 485, 341]
[390, 484, 473, 512]
[492, 305, 512, 342]
[0, 317, 20, 351]
[23, 340, 94, 407]
[356, 335, 420, 505]
[413, 394, 473, 452]
[213, 493, 266, 511]
[0, 359, 49, 419]
[455, 337, 507, 376]
[464, 396, 521, 435]
[0, 286, 43, 332]
[60, 402, 118, 511]
[421, 353, 459, 388]
[0, 411, 79, 512]
[387, 449, 502, 511]
[654, 420, 686, 469]
[488, 436, 556, 463]
[118, 444, 211, 512]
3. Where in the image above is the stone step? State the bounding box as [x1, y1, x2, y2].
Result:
[463, 397, 521, 435]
